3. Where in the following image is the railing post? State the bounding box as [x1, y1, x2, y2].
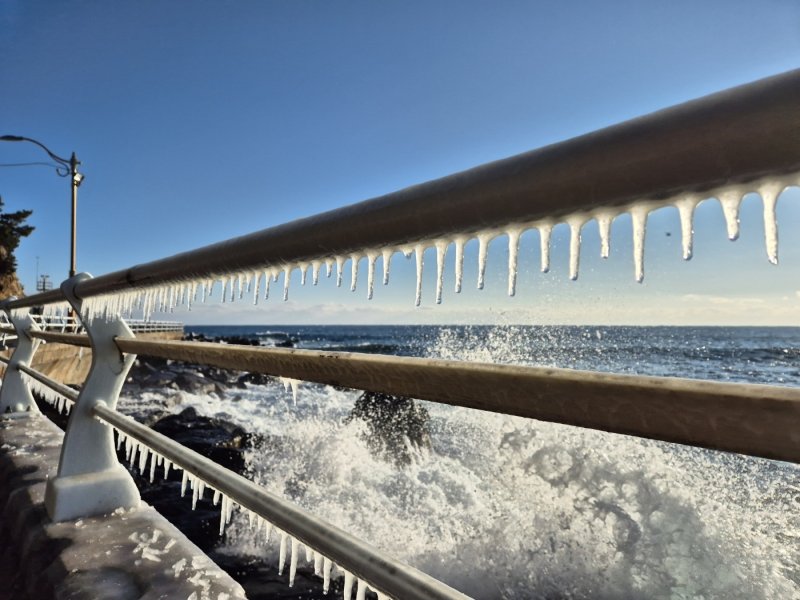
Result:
[0, 299, 42, 414]
[45, 273, 141, 522]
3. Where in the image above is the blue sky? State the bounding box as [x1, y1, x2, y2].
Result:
[1, 1, 799, 325]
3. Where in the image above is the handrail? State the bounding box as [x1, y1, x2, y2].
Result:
[115, 337, 800, 463]
[20, 330, 800, 463]
[5, 69, 799, 310]
[93, 403, 468, 600]
[29, 331, 91, 347]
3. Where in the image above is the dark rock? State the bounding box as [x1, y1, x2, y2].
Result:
[174, 372, 216, 395]
[347, 391, 432, 467]
[235, 372, 272, 387]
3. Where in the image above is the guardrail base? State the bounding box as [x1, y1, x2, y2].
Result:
[45, 466, 140, 523]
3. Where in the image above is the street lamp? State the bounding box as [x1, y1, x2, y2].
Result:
[0, 135, 84, 278]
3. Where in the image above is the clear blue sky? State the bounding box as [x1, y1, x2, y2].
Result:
[2, 1, 799, 325]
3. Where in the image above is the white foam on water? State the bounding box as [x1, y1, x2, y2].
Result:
[153, 334, 799, 600]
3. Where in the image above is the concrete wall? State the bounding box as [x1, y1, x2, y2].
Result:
[1, 331, 182, 385]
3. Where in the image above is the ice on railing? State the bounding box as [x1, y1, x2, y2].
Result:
[110, 426, 393, 599]
[22, 373, 75, 415]
[278, 377, 300, 405]
[77, 172, 799, 322]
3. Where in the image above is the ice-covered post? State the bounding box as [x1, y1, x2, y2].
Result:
[45, 273, 141, 522]
[0, 299, 42, 414]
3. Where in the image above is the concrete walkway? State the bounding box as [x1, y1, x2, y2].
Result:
[0, 413, 246, 599]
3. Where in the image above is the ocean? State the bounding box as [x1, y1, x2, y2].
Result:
[123, 325, 800, 599]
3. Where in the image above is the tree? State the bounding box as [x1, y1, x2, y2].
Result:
[0, 196, 34, 296]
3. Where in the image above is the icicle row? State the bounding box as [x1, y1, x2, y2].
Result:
[66, 171, 796, 319]
[22, 373, 75, 415]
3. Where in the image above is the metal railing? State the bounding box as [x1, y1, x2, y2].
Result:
[0, 69, 798, 599]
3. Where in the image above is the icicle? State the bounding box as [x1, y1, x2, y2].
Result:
[219, 496, 228, 536]
[304, 545, 313, 562]
[312, 261, 322, 285]
[149, 452, 157, 483]
[213, 489, 221, 506]
[567, 218, 585, 281]
[278, 532, 288, 575]
[596, 213, 613, 258]
[356, 579, 366, 600]
[366, 253, 377, 299]
[350, 255, 360, 292]
[435, 240, 448, 304]
[539, 223, 553, 273]
[414, 244, 425, 306]
[717, 187, 743, 241]
[181, 471, 189, 497]
[323, 557, 332, 594]
[138, 445, 150, 474]
[674, 195, 698, 260]
[343, 571, 354, 600]
[381, 249, 393, 285]
[192, 477, 200, 510]
[263, 517, 272, 542]
[289, 538, 299, 586]
[630, 205, 650, 283]
[454, 236, 466, 293]
[252, 271, 262, 305]
[325, 258, 334, 278]
[280, 377, 300, 405]
[163, 460, 171, 480]
[264, 272, 272, 300]
[314, 552, 323, 575]
[758, 180, 784, 265]
[283, 268, 291, 301]
[300, 264, 308, 286]
[335, 256, 345, 287]
[221, 278, 228, 303]
[248, 509, 256, 530]
[477, 232, 493, 289]
[237, 273, 245, 300]
[506, 228, 521, 296]
[225, 496, 235, 525]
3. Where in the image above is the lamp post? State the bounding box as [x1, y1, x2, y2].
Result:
[0, 135, 84, 278]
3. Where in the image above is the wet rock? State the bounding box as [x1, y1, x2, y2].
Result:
[347, 391, 432, 467]
[174, 372, 216, 395]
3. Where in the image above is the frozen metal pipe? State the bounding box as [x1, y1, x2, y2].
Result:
[21, 331, 800, 462]
[30, 330, 92, 347]
[114, 337, 800, 463]
[5, 68, 795, 308]
[16, 363, 79, 401]
[92, 403, 470, 600]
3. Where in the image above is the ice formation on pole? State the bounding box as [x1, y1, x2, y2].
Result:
[73, 172, 797, 322]
[279, 377, 300, 405]
[22, 373, 75, 415]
